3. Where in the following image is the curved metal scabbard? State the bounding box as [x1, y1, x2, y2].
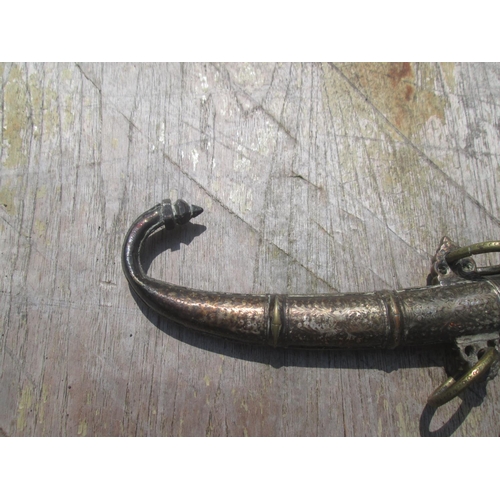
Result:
[122, 198, 500, 407]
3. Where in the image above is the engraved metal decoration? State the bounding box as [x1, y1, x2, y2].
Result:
[122, 198, 500, 407]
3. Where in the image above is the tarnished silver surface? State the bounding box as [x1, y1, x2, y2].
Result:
[122, 199, 500, 406]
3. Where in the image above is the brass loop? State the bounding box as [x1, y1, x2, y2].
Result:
[427, 347, 499, 407]
[446, 241, 500, 276]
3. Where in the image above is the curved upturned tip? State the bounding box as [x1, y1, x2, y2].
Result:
[122, 199, 271, 345]
[122, 198, 205, 288]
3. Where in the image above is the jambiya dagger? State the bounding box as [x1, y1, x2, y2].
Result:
[122, 198, 500, 407]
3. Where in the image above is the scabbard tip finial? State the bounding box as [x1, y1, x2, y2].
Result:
[190, 204, 203, 219]
[166, 198, 204, 226]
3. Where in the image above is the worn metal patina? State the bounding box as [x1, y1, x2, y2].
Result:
[122, 198, 500, 407]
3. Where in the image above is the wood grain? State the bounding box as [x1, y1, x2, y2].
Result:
[1, 62, 499, 436]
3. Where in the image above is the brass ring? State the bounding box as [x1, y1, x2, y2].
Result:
[446, 241, 500, 276]
[427, 347, 499, 407]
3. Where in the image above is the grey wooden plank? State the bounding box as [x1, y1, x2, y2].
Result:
[0, 62, 499, 436]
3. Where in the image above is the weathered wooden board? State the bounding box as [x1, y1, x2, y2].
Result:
[1, 62, 500, 436]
